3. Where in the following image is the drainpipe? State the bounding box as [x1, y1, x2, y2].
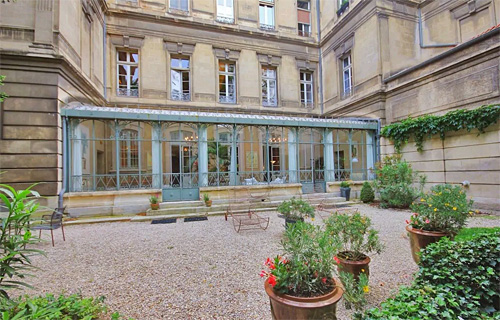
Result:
[316, 0, 324, 114]
[103, 14, 107, 99]
[418, 7, 457, 48]
[376, 118, 381, 163]
[58, 116, 68, 209]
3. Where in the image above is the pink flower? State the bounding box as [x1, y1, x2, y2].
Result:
[405, 219, 410, 224]
[260, 271, 266, 278]
[321, 277, 327, 284]
[425, 219, 430, 224]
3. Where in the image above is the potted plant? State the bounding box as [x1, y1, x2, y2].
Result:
[325, 211, 384, 280]
[406, 184, 473, 264]
[149, 195, 159, 210]
[202, 193, 212, 207]
[339, 181, 351, 201]
[260, 221, 344, 320]
[276, 197, 315, 227]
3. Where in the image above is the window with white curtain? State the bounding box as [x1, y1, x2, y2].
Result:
[170, 57, 190, 101]
[259, 0, 275, 30]
[300, 71, 313, 107]
[219, 61, 236, 103]
[217, 0, 234, 23]
[342, 54, 352, 97]
[262, 66, 277, 107]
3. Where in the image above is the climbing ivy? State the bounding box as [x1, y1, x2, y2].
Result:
[381, 104, 500, 152]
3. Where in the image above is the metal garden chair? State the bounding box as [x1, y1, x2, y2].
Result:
[32, 206, 66, 246]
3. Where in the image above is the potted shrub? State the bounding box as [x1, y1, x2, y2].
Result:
[406, 184, 473, 264]
[149, 195, 159, 210]
[360, 181, 375, 203]
[339, 181, 351, 201]
[203, 193, 212, 207]
[325, 211, 384, 280]
[276, 197, 315, 227]
[260, 222, 344, 320]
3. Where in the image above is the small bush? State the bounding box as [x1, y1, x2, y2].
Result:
[372, 155, 426, 208]
[455, 227, 500, 242]
[360, 182, 374, 203]
[364, 232, 500, 319]
[276, 197, 315, 220]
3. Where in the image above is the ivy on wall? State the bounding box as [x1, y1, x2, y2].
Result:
[381, 104, 500, 152]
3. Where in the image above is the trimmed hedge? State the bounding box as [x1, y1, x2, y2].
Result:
[364, 232, 500, 319]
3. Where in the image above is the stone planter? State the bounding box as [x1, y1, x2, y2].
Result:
[264, 278, 343, 320]
[406, 225, 448, 264]
[150, 203, 159, 210]
[337, 253, 371, 281]
[340, 187, 351, 201]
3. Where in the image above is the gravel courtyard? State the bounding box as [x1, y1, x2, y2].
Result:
[21, 204, 500, 319]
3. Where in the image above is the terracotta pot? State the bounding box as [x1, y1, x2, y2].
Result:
[406, 225, 448, 264]
[264, 278, 343, 320]
[150, 203, 159, 210]
[285, 217, 304, 228]
[337, 252, 370, 281]
[205, 200, 212, 207]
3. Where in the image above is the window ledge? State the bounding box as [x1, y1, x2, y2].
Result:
[336, 1, 349, 16]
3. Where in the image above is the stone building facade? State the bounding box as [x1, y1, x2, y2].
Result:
[0, 0, 498, 214]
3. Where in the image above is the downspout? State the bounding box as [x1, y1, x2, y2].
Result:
[103, 13, 107, 99]
[376, 118, 381, 163]
[418, 7, 457, 48]
[58, 116, 68, 209]
[316, 0, 324, 114]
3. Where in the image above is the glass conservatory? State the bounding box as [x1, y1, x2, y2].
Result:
[63, 105, 379, 201]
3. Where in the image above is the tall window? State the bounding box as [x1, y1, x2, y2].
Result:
[262, 66, 277, 107]
[297, 0, 311, 37]
[120, 129, 139, 169]
[171, 57, 190, 101]
[117, 50, 139, 97]
[170, 0, 188, 11]
[217, 0, 234, 23]
[219, 61, 236, 103]
[300, 71, 313, 107]
[342, 55, 352, 97]
[259, 0, 275, 30]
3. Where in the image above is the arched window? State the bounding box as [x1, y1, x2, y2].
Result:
[120, 129, 139, 169]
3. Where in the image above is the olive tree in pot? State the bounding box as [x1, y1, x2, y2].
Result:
[276, 197, 315, 228]
[406, 184, 473, 264]
[339, 181, 351, 201]
[325, 211, 384, 281]
[260, 221, 344, 320]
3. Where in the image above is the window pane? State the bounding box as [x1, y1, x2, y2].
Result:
[118, 65, 128, 76]
[118, 51, 127, 62]
[181, 59, 190, 69]
[219, 61, 226, 72]
[131, 53, 139, 63]
[171, 58, 180, 68]
[227, 63, 235, 73]
[298, 0, 310, 10]
[182, 71, 189, 82]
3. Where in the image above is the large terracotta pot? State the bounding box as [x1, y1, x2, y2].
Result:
[406, 225, 448, 264]
[337, 253, 370, 281]
[264, 278, 343, 320]
[150, 203, 159, 210]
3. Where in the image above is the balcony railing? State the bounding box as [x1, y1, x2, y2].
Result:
[117, 88, 139, 97]
[263, 98, 278, 107]
[216, 16, 234, 24]
[260, 24, 275, 31]
[171, 92, 191, 101]
[219, 95, 236, 104]
[298, 30, 311, 37]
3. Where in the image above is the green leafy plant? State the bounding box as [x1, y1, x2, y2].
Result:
[325, 211, 384, 261]
[0, 183, 44, 298]
[0, 293, 132, 319]
[408, 184, 473, 235]
[276, 197, 315, 220]
[202, 193, 210, 202]
[260, 221, 341, 297]
[0, 75, 8, 103]
[364, 232, 500, 319]
[381, 104, 500, 152]
[360, 182, 374, 203]
[455, 227, 500, 242]
[340, 271, 369, 319]
[373, 154, 426, 208]
[149, 195, 158, 204]
[339, 181, 350, 188]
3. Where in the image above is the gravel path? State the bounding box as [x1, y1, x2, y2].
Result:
[18, 204, 500, 319]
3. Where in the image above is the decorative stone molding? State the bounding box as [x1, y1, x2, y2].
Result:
[257, 53, 281, 66]
[109, 33, 145, 48]
[451, 0, 491, 19]
[213, 47, 241, 60]
[334, 33, 355, 58]
[164, 41, 195, 55]
[295, 58, 317, 71]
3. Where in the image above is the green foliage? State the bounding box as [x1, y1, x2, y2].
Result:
[409, 184, 473, 235]
[340, 181, 350, 188]
[381, 104, 500, 152]
[276, 197, 315, 220]
[0, 75, 8, 103]
[360, 182, 374, 203]
[0, 183, 44, 298]
[148, 195, 158, 204]
[0, 293, 132, 319]
[364, 232, 500, 319]
[325, 211, 383, 261]
[455, 227, 500, 242]
[372, 155, 426, 209]
[202, 193, 210, 202]
[260, 221, 341, 297]
[340, 271, 369, 318]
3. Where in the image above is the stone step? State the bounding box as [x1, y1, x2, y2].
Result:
[158, 200, 204, 209]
